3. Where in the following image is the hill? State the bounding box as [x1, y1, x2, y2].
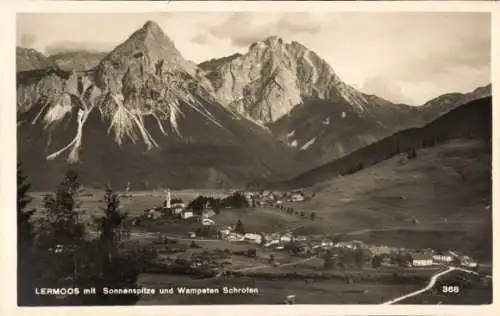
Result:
[288, 138, 491, 260]
[420, 84, 492, 122]
[277, 96, 491, 189]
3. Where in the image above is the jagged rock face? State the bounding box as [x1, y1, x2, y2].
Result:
[16, 47, 58, 72]
[17, 21, 296, 190]
[203, 36, 370, 123]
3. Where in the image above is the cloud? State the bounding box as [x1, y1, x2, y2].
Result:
[377, 13, 490, 85]
[362, 75, 417, 105]
[191, 33, 210, 45]
[44, 41, 113, 55]
[203, 12, 324, 48]
[393, 37, 490, 84]
[276, 16, 322, 35]
[19, 33, 37, 48]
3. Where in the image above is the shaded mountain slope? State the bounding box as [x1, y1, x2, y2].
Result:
[268, 97, 421, 168]
[275, 96, 492, 190]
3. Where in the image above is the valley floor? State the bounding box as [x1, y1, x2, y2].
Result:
[27, 139, 492, 305]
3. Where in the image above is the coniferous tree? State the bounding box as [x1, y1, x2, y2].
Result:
[18, 163, 36, 252]
[17, 163, 38, 306]
[323, 250, 334, 270]
[407, 148, 418, 160]
[81, 186, 140, 305]
[234, 220, 245, 234]
[38, 170, 86, 248]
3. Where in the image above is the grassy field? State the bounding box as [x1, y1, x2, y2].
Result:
[29, 189, 231, 218]
[136, 273, 422, 305]
[283, 140, 492, 260]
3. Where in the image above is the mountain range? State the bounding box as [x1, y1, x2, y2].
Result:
[16, 21, 492, 190]
[16, 46, 105, 72]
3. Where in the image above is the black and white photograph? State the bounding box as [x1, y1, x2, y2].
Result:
[14, 10, 492, 306]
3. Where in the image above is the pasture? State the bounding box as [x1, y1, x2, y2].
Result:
[136, 273, 423, 305]
[279, 140, 492, 260]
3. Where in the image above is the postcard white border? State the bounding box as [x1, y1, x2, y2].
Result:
[1, 1, 499, 316]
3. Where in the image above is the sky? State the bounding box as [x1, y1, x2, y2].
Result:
[16, 12, 491, 105]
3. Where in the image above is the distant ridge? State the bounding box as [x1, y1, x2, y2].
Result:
[273, 96, 492, 190]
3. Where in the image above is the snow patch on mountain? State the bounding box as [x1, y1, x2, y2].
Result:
[17, 21, 237, 164]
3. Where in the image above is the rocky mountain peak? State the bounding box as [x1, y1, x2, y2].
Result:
[203, 36, 369, 123]
[17, 20, 225, 164]
[142, 20, 163, 34]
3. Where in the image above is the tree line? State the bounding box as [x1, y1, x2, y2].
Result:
[278, 204, 316, 221]
[17, 163, 141, 306]
[187, 192, 249, 214]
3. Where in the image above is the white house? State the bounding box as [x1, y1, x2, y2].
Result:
[412, 254, 434, 267]
[290, 194, 304, 202]
[172, 205, 184, 215]
[334, 240, 363, 249]
[201, 218, 216, 226]
[432, 251, 455, 264]
[172, 202, 186, 209]
[244, 233, 262, 244]
[461, 260, 478, 268]
[227, 233, 245, 241]
[293, 235, 308, 242]
[264, 240, 280, 247]
[321, 239, 334, 248]
[181, 210, 194, 219]
[460, 255, 478, 268]
[280, 234, 293, 243]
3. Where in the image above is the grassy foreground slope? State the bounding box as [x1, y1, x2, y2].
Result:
[289, 138, 491, 261]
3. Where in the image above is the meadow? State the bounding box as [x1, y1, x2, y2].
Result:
[136, 273, 423, 305]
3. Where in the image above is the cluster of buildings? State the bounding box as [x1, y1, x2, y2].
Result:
[214, 225, 480, 270]
[142, 189, 217, 224]
[368, 244, 479, 268]
[242, 190, 308, 207]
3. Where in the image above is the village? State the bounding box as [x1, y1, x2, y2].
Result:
[84, 188, 482, 278]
